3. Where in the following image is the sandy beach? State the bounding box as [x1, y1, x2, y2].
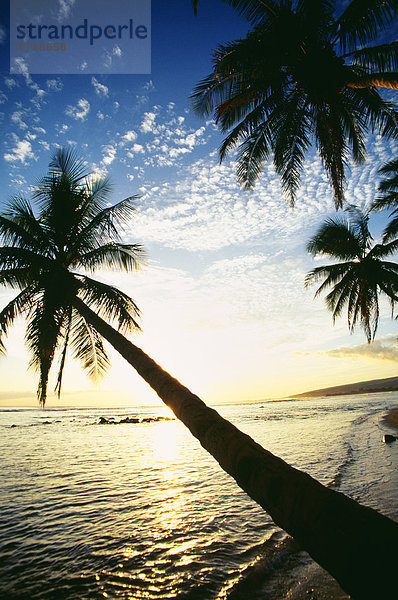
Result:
[286, 405, 398, 600]
[384, 406, 398, 429]
[286, 562, 349, 599]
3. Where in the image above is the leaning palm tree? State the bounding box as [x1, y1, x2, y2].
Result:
[191, 0, 398, 207]
[305, 206, 398, 341]
[1, 150, 398, 600]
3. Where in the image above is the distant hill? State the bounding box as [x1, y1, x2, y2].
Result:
[291, 376, 398, 399]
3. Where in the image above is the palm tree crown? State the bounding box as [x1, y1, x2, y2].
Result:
[191, 0, 398, 207]
[0, 148, 144, 405]
[305, 206, 398, 342]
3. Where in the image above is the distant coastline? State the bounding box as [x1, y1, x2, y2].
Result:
[290, 376, 398, 399]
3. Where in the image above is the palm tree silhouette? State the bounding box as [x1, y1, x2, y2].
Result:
[0, 149, 144, 404]
[305, 206, 398, 341]
[191, 0, 398, 207]
[1, 149, 398, 599]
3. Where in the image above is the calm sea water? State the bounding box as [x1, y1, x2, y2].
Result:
[1, 392, 398, 599]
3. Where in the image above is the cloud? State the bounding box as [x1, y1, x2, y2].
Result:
[91, 77, 109, 97]
[10, 58, 46, 101]
[101, 144, 117, 166]
[140, 111, 156, 134]
[65, 99, 90, 121]
[104, 45, 122, 68]
[318, 336, 398, 363]
[4, 78, 17, 89]
[46, 79, 63, 92]
[0, 91, 7, 104]
[57, 0, 76, 20]
[120, 130, 138, 145]
[0, 25, 6, 45]
[4, 139, 35, 164]
[127, 144, 145, 156]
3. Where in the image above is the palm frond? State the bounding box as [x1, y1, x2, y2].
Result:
[324, 270, 356, 321]
[0, 197, 51, 254]
[273, 92, 311, 205]
[0, 246, 52, 273]
[304, 262, 352, 294]
[0, 284, 38, 355]
[335, 0, 397, 53]
[306, 219, 362, 259]
[221, 0, 280, 23]
[49, 147, 88, 184]
[314, 105, 348, 208]
[54, 307, 72, 398]
[346, 42, 398, 73]
[372, 157, 398, 211]
[76, 275, 141, 333]
[70, 196, 140, 258]
[235, 126, 274, 188]
[25, 293, 66, 405]
[70, 311, 110, 380]
[383, 216, 398, 242]
[78, 242, 145, 274]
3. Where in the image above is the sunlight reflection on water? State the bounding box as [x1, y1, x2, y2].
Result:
[1, 393, 397, 599]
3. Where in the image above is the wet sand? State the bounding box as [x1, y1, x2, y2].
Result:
[384, 406, 398, 429]
[286, 562, 349, 599]
[287, 405, 398, 599]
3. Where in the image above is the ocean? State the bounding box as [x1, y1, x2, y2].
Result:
[1, 392, 397, 599]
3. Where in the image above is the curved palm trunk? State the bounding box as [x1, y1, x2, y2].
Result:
[74, 297, 398, 600]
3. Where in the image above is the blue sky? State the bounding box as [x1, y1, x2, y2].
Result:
[0, 1, 397, 407]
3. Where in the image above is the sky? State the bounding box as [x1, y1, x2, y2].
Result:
[0, 0, 397, 408]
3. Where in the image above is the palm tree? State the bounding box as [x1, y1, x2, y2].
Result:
[305, 206, 398, 341]
[191, 0, 398, 207]
[1, 150, 398, 599]
[0, 149, 144, 404]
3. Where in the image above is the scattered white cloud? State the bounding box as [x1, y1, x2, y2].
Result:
[127, 144, 145, 156]
[10, 58, 46, 101]
[120, 130, 138, 145]
[97, 111, 105, 120]
[104, 45, 123, 68]
[56, 123, 69, 134]
[4, 139, 35, 164]
[101, 144, 117, 166]
[143, 80, 155, 92]
[11, 111, 28, 129]
[57, 0, 76, 20]
[0, 91, 7, 104]
[65, 98, 90, 121]
[91, 77, 109, 97]
[140, 111, 157, 134]
[0, 25, 6, 45]
[4, 78, 17, 89]
[46, 79, 63, 92]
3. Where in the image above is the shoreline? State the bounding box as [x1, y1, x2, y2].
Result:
[282, 404, 398, 600]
